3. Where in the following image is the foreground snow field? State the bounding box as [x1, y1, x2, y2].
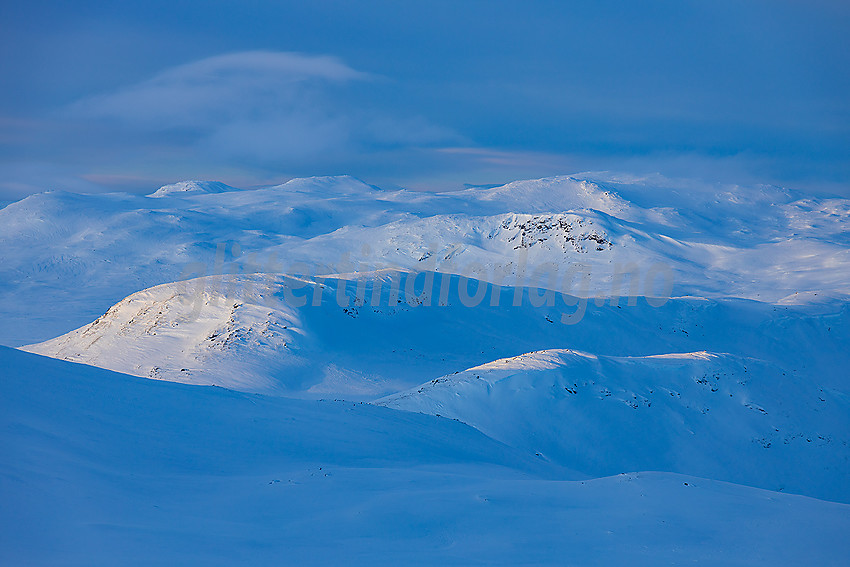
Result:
[3, 346, 850, 566]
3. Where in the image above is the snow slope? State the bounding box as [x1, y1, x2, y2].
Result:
[379, 348, 850, 503]
[3, 346, 850, 566]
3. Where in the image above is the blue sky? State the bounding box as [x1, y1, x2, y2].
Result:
[1, 0, 848, 199]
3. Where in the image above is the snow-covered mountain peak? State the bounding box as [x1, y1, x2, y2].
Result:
[468, 349, 721, 376]
[21, 275, 303, 391]
[577, 172, 803, 208]
[265, 175, 380, 196]
[148, 180, 239, 198]
[470, 175, 636, 218]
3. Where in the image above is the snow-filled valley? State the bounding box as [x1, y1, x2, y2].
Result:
[2, 173, 850, 564]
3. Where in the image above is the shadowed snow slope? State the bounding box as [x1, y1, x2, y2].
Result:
[378, 349, 850, 503]
[3, 346, 850, 566]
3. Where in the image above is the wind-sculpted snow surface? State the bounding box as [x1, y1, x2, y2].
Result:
[3, 346, 850, 566]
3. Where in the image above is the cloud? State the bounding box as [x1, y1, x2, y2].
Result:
[72, 51, 365, 128]
[68, 51, 461, 166]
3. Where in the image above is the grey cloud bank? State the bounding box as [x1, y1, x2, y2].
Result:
[1, 1, 848, 199]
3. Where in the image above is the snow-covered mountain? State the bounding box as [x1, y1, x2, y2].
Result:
[148, 180, 240, 197]
[2, 174, 848, 345]
[21, 270, 850, 397]
[20, 269, 849, 504]
[379, 348, 850, 503]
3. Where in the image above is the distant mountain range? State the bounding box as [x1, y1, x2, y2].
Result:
[4, 174, 850, 500]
